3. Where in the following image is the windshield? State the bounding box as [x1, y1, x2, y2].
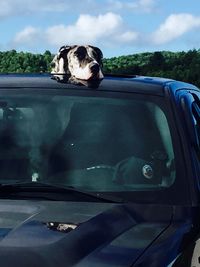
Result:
[0, 91, 175, 198]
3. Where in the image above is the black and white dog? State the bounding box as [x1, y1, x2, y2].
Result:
[51, 45, 104, 86]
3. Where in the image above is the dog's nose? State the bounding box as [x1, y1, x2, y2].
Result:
[90, 63, 99, 73]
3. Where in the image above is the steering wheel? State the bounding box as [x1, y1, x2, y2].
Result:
[86, 165, 115, 171]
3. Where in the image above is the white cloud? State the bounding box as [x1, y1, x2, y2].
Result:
[10, 11, 200, 53]
[0, 0, 87, 18]
[0, 0, 156, 19]
[116, 31, 139, 43]
[12, 26, 42, 47]
[152, 13, 200, 45]
[46, 12, 139, 46]
[106, 0, 156, 13]
[137, 0, 155, 12]
[10, 12, 139, 51]
[0, 1, 12, 17]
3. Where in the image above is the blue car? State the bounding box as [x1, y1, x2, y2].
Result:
[0, 74, 199, 267]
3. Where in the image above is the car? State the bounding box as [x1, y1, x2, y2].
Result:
[0, 73, 199, 267]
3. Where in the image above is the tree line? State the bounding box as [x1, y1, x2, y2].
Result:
[0, 48, 200, 87]
[103, 49, 200, 87]
[0, 50, 52, 73]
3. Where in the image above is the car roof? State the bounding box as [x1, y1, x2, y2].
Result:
[0, 74, 198, 96]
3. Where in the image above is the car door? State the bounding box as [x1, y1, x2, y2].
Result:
[179, 89, 200, 163]
[191, 92, 200, 156]
[179, 90, 200, 267]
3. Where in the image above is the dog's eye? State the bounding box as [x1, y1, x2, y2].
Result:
[74, 47, 86, 60]
[75, 52, 84, 60]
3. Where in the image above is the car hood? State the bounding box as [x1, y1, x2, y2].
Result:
[0, 200, 172, 267]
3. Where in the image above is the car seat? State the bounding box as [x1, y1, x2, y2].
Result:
[48, 101, 163, 176]
[0, 108, 31, 182]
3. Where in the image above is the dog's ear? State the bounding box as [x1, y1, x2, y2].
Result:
[56, 45, 77, 76]
[89, 46, 103, 63]
[58, 45, 72, 59]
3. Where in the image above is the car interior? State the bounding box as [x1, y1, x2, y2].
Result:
[0, 95, 175, 191]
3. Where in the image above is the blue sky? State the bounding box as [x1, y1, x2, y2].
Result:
[0, 0, 200, 58]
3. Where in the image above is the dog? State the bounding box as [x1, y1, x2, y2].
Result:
[51, 45, 104, 86]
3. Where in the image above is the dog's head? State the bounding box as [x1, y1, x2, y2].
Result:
[51, 45, 104, 81]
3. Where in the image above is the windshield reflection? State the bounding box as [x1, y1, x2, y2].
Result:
[0, 94, 175, 196]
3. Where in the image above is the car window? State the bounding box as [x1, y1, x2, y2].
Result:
[0, 93, 175, 193]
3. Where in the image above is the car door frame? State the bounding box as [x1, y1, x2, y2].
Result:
[178, 88, 200, 199]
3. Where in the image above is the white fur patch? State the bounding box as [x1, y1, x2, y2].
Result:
[70, 62, 103, 80]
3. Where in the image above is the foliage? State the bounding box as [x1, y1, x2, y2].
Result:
[0, 49, 200, 87]
[0, 50, 53, 73]
[103, 49, 200, 87]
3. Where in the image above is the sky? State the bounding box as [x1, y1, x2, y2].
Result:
[0, 0, 200, 58]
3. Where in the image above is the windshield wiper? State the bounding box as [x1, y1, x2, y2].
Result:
[0, 181, 123, 203]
